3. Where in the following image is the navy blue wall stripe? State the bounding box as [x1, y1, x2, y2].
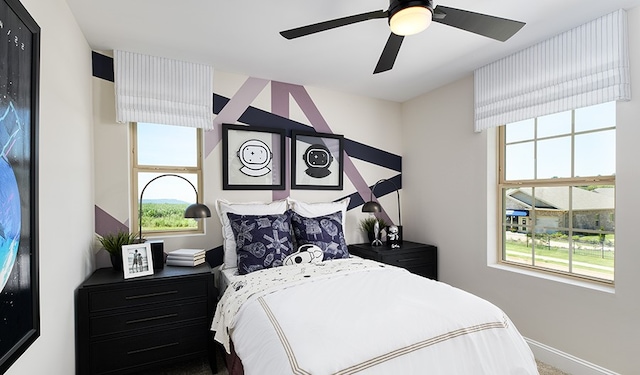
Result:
[92, 51, 113, 82]
[92, 52, 401, 173]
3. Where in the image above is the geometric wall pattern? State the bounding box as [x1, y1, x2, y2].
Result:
[91, 51, 401, 236]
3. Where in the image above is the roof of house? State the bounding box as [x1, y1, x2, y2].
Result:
[506, 187, 614, 211]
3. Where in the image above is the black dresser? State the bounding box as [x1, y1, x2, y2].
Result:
[348, 241, 438, 280]
[75, 264, 216, 374]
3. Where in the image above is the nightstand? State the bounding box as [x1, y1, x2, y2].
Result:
[75, 264, 216, 375]
[348, 241, 438, 280]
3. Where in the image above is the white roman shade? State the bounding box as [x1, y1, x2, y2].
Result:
[474, 9, 630, 132]
[114, 50, 214, 130]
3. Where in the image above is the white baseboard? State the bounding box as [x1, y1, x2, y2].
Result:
[525, 338, 620, 375]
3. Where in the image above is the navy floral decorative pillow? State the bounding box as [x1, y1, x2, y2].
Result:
[289, 210, 349, 260]
[227, 212, 294, 275]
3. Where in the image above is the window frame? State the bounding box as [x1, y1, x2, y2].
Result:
[497, 106, 615, 285]
[130, 122, 205, 238]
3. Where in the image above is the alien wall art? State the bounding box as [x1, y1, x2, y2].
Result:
[0, 0, 40, 372]
[291, 131, 343, 190]
[222, 124, 285, 190]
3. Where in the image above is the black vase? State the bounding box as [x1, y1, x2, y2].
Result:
[110, 252, 123, 272]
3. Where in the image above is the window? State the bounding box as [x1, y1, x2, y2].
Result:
[498, 102, 615, 283]
[131, 122, 204, 238]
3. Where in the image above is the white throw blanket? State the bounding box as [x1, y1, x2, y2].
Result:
[212, 258, 537, 375]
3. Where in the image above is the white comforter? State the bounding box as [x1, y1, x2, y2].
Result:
[212, 258, 537, 375]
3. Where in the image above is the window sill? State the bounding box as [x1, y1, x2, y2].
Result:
[488, 263, 615, 294]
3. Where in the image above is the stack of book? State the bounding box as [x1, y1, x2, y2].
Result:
[166, 248, 206, 267]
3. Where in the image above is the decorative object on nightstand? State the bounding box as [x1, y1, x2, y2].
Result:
[166, 248, 206, 267]
[96, 230, 139, 272]
[75, 264, 217, 374]
[138, 173, 212, 244]
[362, 178, 403, 245]
[359, 217, 388, 246]
[121, 243, 154, 279]
[348, 241, 437, 280]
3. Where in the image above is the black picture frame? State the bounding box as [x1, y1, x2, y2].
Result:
[0, 0, 40, 373]
[222, 124, 285, 190]
[291, 131, 344, 190]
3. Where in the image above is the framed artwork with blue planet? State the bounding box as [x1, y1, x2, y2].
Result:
[0, 0, 40, 372]
[291, 130, 343, 190]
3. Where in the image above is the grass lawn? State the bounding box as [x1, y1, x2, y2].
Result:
[505, 240, 614, 279]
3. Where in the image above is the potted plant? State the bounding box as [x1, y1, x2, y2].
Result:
[97, 230, 139, 271]
[359, 217, 388, 244]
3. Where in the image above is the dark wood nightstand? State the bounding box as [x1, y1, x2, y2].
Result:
[348, 241, 438, 280]
[75, 264, 216, 375]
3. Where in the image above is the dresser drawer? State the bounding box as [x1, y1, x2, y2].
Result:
[380, 251, 433, 267]
[89, 278, 207, 312]
[90, 300, 208, 337]
[90, 323, 208, 374]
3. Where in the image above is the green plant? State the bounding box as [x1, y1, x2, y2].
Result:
[359, 217, 388, 235]
[97, 230, 139, 255]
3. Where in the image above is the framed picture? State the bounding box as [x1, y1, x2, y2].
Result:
[222, 124, 285, 190]
[291, 131, 343, 190]
[122, 243, 154, 279]
[0, 0, 40, 373]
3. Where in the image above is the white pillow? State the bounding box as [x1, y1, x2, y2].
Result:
[215, 199, 288, 269]
[287, 197, 350, 229]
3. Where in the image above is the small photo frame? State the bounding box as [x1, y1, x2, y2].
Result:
[291, 131, 344, 190]
[222, 124, 286, 190]
[122, 243, 154, 279]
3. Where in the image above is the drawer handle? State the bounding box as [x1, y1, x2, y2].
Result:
[125, 290, 178, 300]
[127, 342, 179, 355]
[126, 313, 178, 325]
[396, 258, 423, 263]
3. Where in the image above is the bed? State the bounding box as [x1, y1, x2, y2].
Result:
[210, 198, 538, 375]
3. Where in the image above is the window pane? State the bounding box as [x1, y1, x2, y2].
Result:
[537, 110, 571, 138]
[505, 142, 534, 180]
[137, 123, 198, 167]
[532, 186, 570, 273]
[502, 189, 533, 266]
[537, 136, 571, 179]
[571, 186, 614, 281]
[138, 172, 199, 232]
[505, 118, 534, 143]
[575, 101, 615, 132]
[574, 129, 615, 177]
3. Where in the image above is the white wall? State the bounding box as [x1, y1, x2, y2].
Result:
[401, 6, 640, 374]
[6, 0, 94, 374]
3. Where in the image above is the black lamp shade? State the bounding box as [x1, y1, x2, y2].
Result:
[362, 201, 383, 213]
[184, 203, 212, 219]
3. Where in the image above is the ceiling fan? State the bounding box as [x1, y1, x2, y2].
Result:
[280, 0, 525, 74]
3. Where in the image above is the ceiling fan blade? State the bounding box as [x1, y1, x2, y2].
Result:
[280, 10, 388, 40]
[432, 5, 525, 42]
[374, 33, 404, 74]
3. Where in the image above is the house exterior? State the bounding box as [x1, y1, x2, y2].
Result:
[506, 187, 615, 234]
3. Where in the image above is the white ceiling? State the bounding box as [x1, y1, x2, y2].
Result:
[66, 0, 640, 103]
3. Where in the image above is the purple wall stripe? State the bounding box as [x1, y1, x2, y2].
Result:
[271, 82, 291, 201]
[95, 205, 129, 237]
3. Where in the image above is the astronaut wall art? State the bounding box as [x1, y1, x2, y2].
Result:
[291, 131, 343, 190]
[222, 124, 285, 190]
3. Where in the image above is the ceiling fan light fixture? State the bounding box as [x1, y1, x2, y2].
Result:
[389, 5, 432, 36]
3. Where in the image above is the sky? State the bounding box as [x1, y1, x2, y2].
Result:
[505, 101, 615, 181]
[137, 123, 199, 203]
